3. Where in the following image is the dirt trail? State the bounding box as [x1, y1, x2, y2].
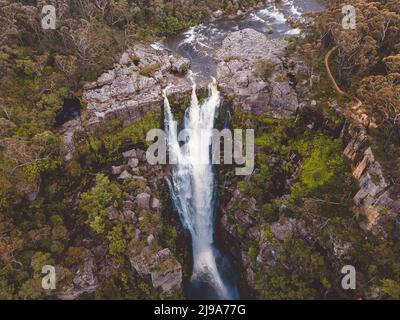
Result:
[324, 45, 376, 128]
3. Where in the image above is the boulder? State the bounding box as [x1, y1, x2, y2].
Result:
[122, 149, 137, 158]
[97, 71, 115, 86]
[132, 175, 147, 182]
[151, 197, 160, 209]
[135, 228, 141, 240]
[107, 207, 119, 220]
[171, 56, 190, 75]
[118, 170, 132, 180]
[129, 246, 158, 276]
[136, 149, 147, 162]
[27, 191, 38, 202]
[136, 192, 151, 210]
[111, 165, 123, 175]
[213, 10, 223, 18]
[119, 52, 130, 65]
[128, 246, 182, 294]
[128, 158, 139, 168]
[147, 234, 155, 245]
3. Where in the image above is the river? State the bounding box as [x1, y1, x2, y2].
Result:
[161, 0, 325, 79]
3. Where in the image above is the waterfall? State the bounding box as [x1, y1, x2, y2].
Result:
[163, 74, 238, 300]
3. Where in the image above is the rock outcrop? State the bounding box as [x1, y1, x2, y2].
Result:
[220, 189, 309, 291]
[128, 246, 182, 294]
[57, 249, 99, 300]
[82, 44, 196, 130]
[214, 28, 300, 118]
[342, 122, 400, 237]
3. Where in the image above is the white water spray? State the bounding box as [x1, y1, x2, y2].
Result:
[163, 73, 238, 299]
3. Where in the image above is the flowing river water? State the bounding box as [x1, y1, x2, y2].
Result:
[161, 0, 325, 300]
[161, 0, 325, 79]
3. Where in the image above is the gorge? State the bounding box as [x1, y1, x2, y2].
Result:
[2, 0, 399, 301]
[75, 0, 322, 299]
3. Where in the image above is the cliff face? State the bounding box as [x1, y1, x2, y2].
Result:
[82, 45, 193, 130]
[218, 113, 400, 299]
[60, 44, 194, 161]
[342, 122, 400, 237]
[209, 32, 398, 298]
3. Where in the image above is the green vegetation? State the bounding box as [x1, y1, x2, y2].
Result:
[222, 110, 383, 299]
[254, 58, 274, 81]
[0, 104, 182, 299]
[139, 62, 161, 77]
[80, 174, 123, 235]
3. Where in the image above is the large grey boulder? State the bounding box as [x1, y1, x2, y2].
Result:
[118, 170, 132, 180]
[136, 192, 151, 210]
[119, 52, 130, 65]
[107, 207, 119, 220]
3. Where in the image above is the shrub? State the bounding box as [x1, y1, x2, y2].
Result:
[139, 62, 161, 77]
[254, 58, 274, 81]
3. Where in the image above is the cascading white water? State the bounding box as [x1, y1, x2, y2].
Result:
[163, 74, 238, 300]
